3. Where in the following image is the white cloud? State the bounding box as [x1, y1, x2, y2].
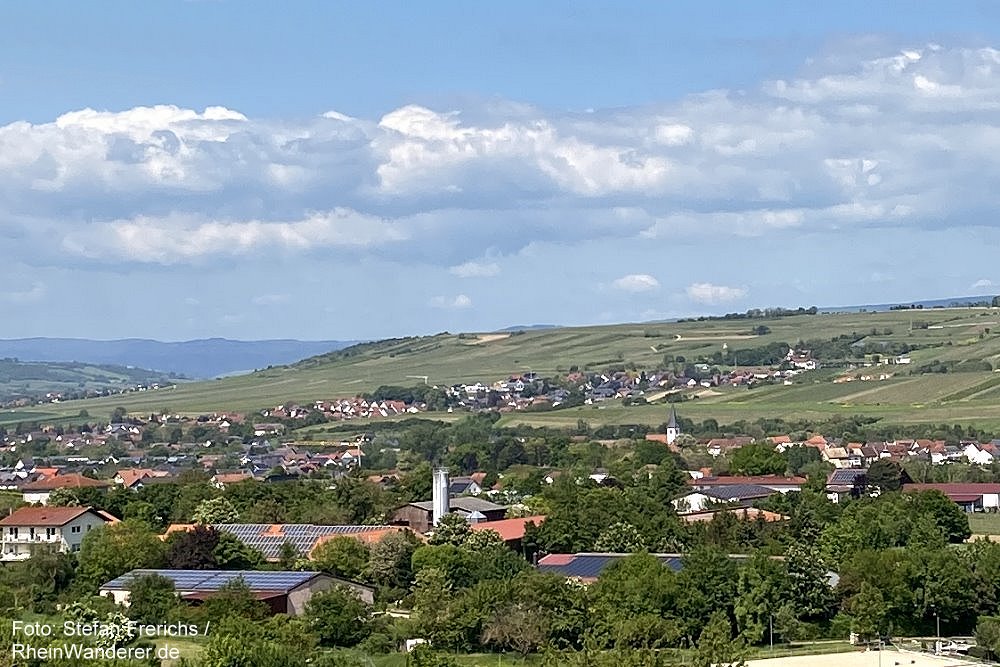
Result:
[251, 294, 290, 306]
[612, 274, 660, 292]
[449, 261, 501, 278]
[4, 43, 1000, 274]
[429, 294, 473, 309]
[972, 279, 995, 290]
[686, 283, 748, 304]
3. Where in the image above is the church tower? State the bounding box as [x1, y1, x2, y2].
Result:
[666, 406, 681, 445]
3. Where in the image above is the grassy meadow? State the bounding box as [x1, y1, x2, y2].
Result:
[6, 307, 1000, 429]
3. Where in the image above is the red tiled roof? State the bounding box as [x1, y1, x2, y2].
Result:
[469, 515, 545, 542]
[0, 506, 108, 527]
[21, 474, 111, 491]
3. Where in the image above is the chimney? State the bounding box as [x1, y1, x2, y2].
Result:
[432, 467, 450, 527]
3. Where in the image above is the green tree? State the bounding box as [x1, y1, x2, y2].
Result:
[305, 586, 370, 647]
[693, 610, 746, 667]
[213, 532, 266, 570]
[201, 577, 270, 623]
[866, 459, 903, 493]
[976, 616, 1000, 659]
[728, 441, 787, 476]
[122, 501, 162, 529]
[594, 522, 647, 552]
[126, 573, 178, 624]
[76, 519, 166, 593]
[312, 536, 369, 581]
[166, 525, 220, 569]
[849, 581, 887, 643]
[428, 512, 471, 546]
[365, 530, 419, 598]
[192, 496, 240, 524]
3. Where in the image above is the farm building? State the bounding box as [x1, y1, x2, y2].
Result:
[903, 483, 1000, 512]
[100, 569, 374, 615]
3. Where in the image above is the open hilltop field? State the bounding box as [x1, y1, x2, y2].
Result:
[8, 307, 1000, 429]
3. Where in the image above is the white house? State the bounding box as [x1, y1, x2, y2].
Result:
[0, 506, 117, 561]
[964, 443, 995, 466]
[20, 473, 112, 505]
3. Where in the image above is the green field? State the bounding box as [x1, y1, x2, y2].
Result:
[7, 308, 1000, 429]
[967, 513, 1000, 536]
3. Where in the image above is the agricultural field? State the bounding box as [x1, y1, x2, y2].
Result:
[6, 308, 1000, 429]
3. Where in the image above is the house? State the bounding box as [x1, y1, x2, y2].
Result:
[826, 469, 868, 503]
[673, 484, 778, 513]
[0, 506, 118, 561]
[903, 483, 1000, 512]
[211, 472, 254, 489]
[162, 523, 412, 561]
[963, 443, 995, 466]
[469, 515, 545, 551]
[687, 475, 805, 494]
[99, 569, 374, 615]
[448, 476, 482, 496]
[390, 497, 508, 534]
[20, 473, 111, 505]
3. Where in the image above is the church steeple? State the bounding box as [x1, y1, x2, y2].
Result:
[666, 406, 680, 445]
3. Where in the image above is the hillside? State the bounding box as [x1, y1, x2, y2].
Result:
[0, 337, 356, 378]
[0, 359, 182, 405]
[8, 307, 1000, 428]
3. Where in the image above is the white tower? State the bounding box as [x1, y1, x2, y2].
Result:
[666, 407, 681, 445]
[432, 467, 450, 527]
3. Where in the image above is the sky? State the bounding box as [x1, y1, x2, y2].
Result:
[4, 1, 1000, 341]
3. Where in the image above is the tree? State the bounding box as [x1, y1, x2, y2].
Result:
[214, 532, 266, 570]
[278, 541, 299, 569]
[305, 586, 370, 647]
[192, 496, 240, 524]
[850, 581, 887, 643]
[76, 519, 166, 593]
[366, 529, 419, 598]
[166, 525, 220, 569]
[122, 501, 162, 529]
[594, 522, 647, 552]
[201, 577, 270, 623]
[976, 616, 1000, 659]
[693, 611, 746, 667]
[312, 536, 369, 581]
[866, 459, 903, 493]
[728, 441, 786, 476]
[46, 487, 82, 507]
[909, 490, 971, 543]
[481, 602, 549, 656]
[428, 512, 471, 546]
[126, 573, 178, 624]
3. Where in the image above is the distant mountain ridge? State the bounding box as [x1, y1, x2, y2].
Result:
[822, 295, 996, 313]
[0, 338, 356, 379]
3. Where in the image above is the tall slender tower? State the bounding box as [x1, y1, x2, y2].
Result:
[431, 467, 450, 527]
[666, 406, 681, 445]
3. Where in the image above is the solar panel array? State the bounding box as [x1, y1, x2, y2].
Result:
[213, 524, 392, 559]
[537, 554, 685, 579]
[828, 468, 866, 485]
[101, 569, 318, 593]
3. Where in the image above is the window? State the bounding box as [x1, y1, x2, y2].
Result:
[71, 544, 80, 552]
[46, 528, 55, 538]
[71, 525, 81, 534]
[7, 527, 17, 538]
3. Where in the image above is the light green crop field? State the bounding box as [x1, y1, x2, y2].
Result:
[7, 308, 1000, 429]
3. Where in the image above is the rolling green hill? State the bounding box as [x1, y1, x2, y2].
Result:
[7, 307, 1000, 429]
[0, 359, 182, 405]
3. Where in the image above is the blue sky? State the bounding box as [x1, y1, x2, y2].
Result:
[3, 2, 1000, 340]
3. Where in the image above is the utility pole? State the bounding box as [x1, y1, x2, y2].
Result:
[936, 611, 941, 654]
[769, 613, 773, 653]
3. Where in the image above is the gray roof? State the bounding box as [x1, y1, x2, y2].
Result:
[411, 497, 506, 514]
[101, 569, 322, 593]
[699, 484, 777, 501]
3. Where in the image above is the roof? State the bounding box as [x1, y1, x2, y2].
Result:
[666, 407, 678, 429]
[690, 475, 806, 488]
[904, 483, 1000, 496]
[0, 506, 113, 527]
[678, 508, 787, 523]
[164, 523, 403, 560]
[697, 484, 777, 501]
[827, 469, 867, 486]
[469, 515, 545, 541]
[21, 473, 111, 491]
[537, 553, 685, 580]
[100, 569, 325, 594]
[410, 497, 507, 514]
